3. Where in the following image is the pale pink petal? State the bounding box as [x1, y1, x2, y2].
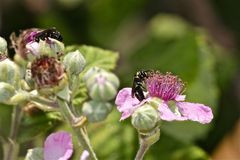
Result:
[158, 102, 187, 121]
[26, 42, 40, 56]
[176, 102, 213, 124]
[44, 131, 73, 160]
[115, 88, 141, 120]
[175, 95, 186, 101]
[80, 150, 89, 160]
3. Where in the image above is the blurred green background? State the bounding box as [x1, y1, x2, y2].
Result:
[0, 0, 239, 159]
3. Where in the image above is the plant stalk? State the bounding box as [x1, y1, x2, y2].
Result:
[3, 106, 22, 160]
[135, 138, 150, 160]
[57, 98, 98, 160]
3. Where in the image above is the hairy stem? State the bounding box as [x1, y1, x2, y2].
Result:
[135, 128, 160, 160]
[3, 106, 22, 160]
[57, 98, 98, 160]
[135, 139, 150, 160]
[30, 95, 59, 109]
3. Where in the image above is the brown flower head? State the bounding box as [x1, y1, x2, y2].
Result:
[31, 56, 64, 88]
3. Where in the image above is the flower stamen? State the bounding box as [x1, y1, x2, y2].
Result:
[146, 72, 185, 101]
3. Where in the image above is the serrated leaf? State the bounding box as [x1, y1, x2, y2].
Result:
[25, 148, 43, 160]
[65, 45, 119, 71]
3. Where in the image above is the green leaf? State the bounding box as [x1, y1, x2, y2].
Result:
[25, 148, 43, 160]
[65, 45, 119, 71]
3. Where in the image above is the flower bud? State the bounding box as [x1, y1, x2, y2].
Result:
[0, 58, 21, 87]
[63, 50, 86, 75]
[0, 36, 8, 54]
[0, 82, 16, 103]
[131, 104, 160, 132]
[84, 67, 119, 101]
[82, 100, 112, 122]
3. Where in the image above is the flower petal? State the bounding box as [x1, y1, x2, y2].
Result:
[44, 131, 73, 160]
[26, 42, 40, 56]
[158, 102, 187, 121]
[115, 88, 141, 120]
[174, 95, 186, 101]
[80, 150, 90, 160]
[176, 102, 213, 124]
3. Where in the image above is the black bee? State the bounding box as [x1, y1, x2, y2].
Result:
[131, 70, 151, 101]
[34, 28, 63, 42]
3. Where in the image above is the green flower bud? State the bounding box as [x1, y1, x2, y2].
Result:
[0, 58, 21, 87]
[82, 100, 112, 122]
[83, 67, 100, 81]
[131, 104, 160, 132]
[0, 82, 16, 103]
[84, 67, 119, 101]
[63, 50, 86, 75]
[0, 36, 7, 54]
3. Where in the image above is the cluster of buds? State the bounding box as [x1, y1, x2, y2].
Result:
[1, 27, 120, 160]
[1, 28, 119, 123]
[82, 67, 119, 122]
[0, 36, 21, 104]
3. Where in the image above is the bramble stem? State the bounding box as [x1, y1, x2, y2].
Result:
[57, 98, 98, 160]
[30, 95, 59, 109]
[3, 106, 22, 160]
[135, 138, 150, 160]
[135, 128, 160, 160]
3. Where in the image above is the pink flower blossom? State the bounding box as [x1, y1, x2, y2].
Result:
[115, 72, 213, 124]
[44, 131, 73, 160]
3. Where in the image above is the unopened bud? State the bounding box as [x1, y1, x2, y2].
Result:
[82, 100, 112, 122]
[63, 50, 86, 75]
[131, 104, 160, 132]
[0, 82, 16, 103]
[0, 58, 21, 87]
[84, 67, 119, 101]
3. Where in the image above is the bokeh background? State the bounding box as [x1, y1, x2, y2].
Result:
[0, 0, 239, 159]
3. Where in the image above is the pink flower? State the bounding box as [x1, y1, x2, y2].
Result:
[44, 131, 73, 160]
[115, 72, 213, 124]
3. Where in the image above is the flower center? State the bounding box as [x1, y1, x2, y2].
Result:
[31, 56, 64, 88]
[146, 72, 184, 101]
